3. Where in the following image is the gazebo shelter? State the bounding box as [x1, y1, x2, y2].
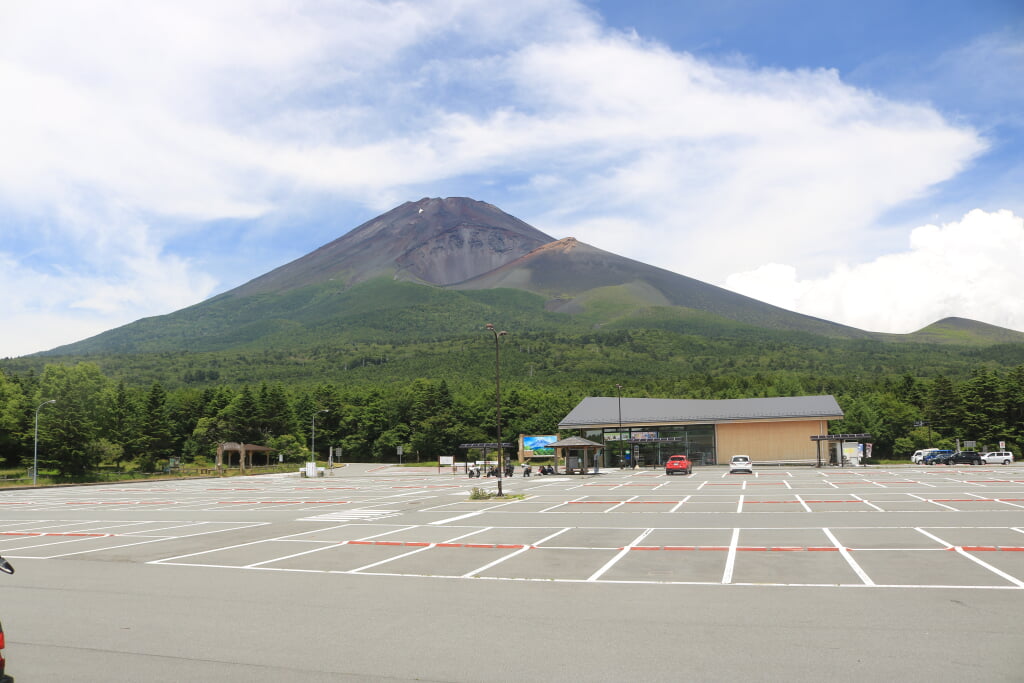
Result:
[547, 436, 605, 474]
[216, 442, 274, 471]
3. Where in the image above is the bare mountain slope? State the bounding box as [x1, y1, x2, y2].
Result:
[224, 197, 554, 297]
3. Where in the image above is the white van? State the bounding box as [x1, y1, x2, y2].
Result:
[979, 451, 1014, 465]
[911, 448, 939, 464]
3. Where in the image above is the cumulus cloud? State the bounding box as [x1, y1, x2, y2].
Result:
[0, 0, 1006, 355]
[725, 209, 1024, 334]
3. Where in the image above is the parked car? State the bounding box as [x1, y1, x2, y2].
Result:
[923, 450, 953, 465]
[911, 448, 940, 464]
[939, 451, 983, 465]
[0, 554, 13, 683]
[979, 451, 1015, 465]
[729, 455, 753, 474]
[665, 454, 692, 475]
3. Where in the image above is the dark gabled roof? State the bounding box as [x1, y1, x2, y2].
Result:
[547, 436, 606, 449]
[558, 395, 842, 429]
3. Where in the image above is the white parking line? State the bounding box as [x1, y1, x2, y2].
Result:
[604, 496, 637, 513]
[462, 528, 569, 578]
[909, 493, 958, 511]
[721, 528, 740, 584]
[850, 494, 883, 511]
[918, 529, 1024, 588]
[429, 511, 484, 525]
[823, 527, 875, 586]
[669, 495, 691, 513]
[586, 528, 654, 582]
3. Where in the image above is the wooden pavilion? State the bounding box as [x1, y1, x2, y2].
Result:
[216, 442, 274, 472]
[546, 436, 605, 474]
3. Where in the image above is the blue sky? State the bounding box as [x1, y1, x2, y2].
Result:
[1, 0, 1022, 357]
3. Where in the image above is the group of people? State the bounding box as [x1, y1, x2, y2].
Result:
[467, 463, 557, 478]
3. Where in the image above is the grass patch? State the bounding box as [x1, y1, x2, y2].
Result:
[468, 487, 526, 500]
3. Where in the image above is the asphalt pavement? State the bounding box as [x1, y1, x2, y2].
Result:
[1, 462, 1021, 681]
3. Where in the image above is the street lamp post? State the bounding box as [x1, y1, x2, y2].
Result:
[914, 420, 932, 446]
[615, 384, 624, 469]
[486, 324, 508, 496]
[311, 410, 328, 466]
[33, 399, 56, 486]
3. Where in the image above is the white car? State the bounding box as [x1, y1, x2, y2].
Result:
[729, 455, 753, 474]
[979, 451, 1015, 465]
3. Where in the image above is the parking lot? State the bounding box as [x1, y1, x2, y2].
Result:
[2, 464, 1023, 589]
[1, 463, 1022, 681]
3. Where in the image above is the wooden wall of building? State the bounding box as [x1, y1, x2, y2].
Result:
[715, 420, 829, 461]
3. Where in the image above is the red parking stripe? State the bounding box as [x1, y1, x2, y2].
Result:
[664, 546, 696, 551]
[962, 546, 997, 551]
[999, 547, 1024, 551]
[630, 546, 660, 550]
[803, 500, 861, 503]
[806, 547, 841, 552]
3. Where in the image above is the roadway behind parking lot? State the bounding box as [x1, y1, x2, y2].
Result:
[1, 463, 1021, 681]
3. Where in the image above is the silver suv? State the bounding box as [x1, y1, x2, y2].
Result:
[979, 451, 1014, 465]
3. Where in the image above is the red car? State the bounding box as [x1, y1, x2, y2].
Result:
[665, 454, 692, 475]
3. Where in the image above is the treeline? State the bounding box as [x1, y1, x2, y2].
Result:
[0, 363, 574, 476]
[10, 327, 1024, 395]
[1, 361, 1023, 476]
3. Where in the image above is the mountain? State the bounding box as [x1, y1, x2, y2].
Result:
[39, 197, 1024, 356]
[899, 317, 1024, 345]
[223, 197, 553, 296]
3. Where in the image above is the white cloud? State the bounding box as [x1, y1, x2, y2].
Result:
[0, 1, 1006, 355]
[725, 209, 1024, 334]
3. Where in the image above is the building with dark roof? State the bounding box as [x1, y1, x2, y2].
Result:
[558, 395, 843, 466]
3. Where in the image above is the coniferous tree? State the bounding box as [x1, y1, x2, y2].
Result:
[138, 382, 175, 472]
[926, 375, 962, 438]
[36, 363, 107, 476]
[104, 381, 142, 468]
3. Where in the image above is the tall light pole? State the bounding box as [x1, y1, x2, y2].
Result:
[311, 409, 328, 465]
[486, 324, 507, 496]
[615, 384, 625, 469]
[914, 420, 933, 447]
[33, 399, 56, 486]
